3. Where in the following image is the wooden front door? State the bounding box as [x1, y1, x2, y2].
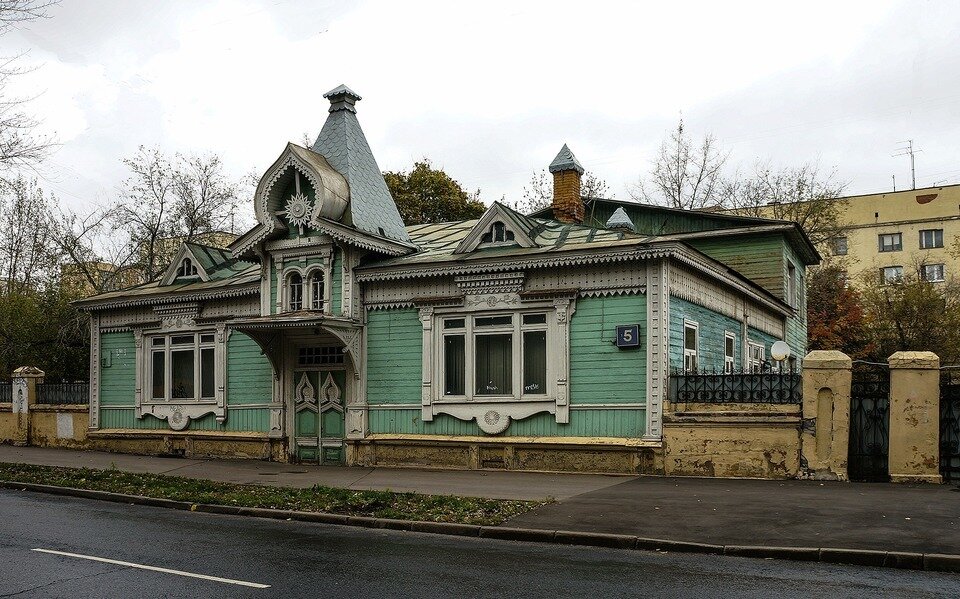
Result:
[292, 369, 346, 464]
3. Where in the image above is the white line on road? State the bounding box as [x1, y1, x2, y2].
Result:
[31, 548, 270, 589]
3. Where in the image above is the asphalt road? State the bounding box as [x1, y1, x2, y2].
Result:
[1, 490, 958, 599]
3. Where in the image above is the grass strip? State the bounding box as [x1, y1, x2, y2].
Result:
[0, 462, 543, 525]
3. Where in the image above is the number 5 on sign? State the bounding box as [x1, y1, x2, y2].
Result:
[616, 325, 640, 348]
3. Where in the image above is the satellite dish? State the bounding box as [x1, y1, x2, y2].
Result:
[770, 341, 791, 362]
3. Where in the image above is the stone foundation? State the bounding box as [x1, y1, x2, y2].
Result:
[349, 435, 662, 474]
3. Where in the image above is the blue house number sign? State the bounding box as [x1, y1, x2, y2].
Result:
[616, 324, 640, 348]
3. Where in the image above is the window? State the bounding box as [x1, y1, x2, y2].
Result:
[176, 258, 197, 278]
[831, 237, 848, 256]
[287, 272, 303, 311]
[881, 266, 903, 285]
[149, 332, 215, 402]
[298, 346, 345, 366]
[786, 262, 798, 308]
[440, 313, 548, 398]
[878, 233, 902, 252]
[921, 263, 945, 282]
[480, 221, 516, 244]
[724, 332, 736, 373]
[683, 321, 698, 372]
[919, 229, 943, 249]
[748, 342, 765, 373]
[309, 272, 325, 310]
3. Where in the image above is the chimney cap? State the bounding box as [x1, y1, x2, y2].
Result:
[324, 84, 362, 113]
[548, 143, 585, 175]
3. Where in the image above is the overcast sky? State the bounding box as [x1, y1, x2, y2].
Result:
[3, 0, 960, 214]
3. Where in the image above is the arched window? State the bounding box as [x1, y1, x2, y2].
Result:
[310, 272, 325, 311]
[177, 258, 197, 278]
[480, 221, 515, 244]
[288, 272, 303, 311]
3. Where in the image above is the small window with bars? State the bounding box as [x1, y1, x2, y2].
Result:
[298, 346, 345, 366]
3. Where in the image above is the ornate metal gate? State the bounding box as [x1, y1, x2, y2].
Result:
[940, 371, 960, 482]
[848, 364, 890, 482]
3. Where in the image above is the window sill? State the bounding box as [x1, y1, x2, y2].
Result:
[435, 396, 551, 404]
[425, 398, 561, 434]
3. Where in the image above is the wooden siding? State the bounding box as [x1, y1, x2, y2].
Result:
[227, 332, 273, 405]
[100, 407, 269, 431]
[669, 296, 747, 371]
[569, 295, 646, 404]
[369, 408, 646, 438]
[687, 233, 786, 298]
[100, 331, 135, 407]
[331, 248, 343, 315]
[783, 242, 808, 363]
[584, 203, 750, 235]
[366, 308, 422, 405]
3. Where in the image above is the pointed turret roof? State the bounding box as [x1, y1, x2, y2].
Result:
[548, 143, 585, 174]
[311, 85, 411, 243]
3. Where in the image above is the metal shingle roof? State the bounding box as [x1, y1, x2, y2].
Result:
[311, 85, 411, 244]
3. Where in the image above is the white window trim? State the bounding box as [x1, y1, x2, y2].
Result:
[748, 342, 765, 373]
[881, 265, 904, 285]
[148, 331, 216, 403]
[919, 229, 944, 250]
[419, 294, 576, 434]
[878, 232, 902, 252]
[278, 260, 333, 314]
[435, 311, 551, 402]
[134, 320, 229, 431]
[683, 320, 699, 373]
[922, 263, 945, 283]
[724, 331, 736, 373]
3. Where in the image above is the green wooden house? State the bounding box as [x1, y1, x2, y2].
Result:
[76, 85, 819, 471]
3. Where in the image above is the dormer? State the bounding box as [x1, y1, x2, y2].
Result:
[454, 202, 538, 254]
[161, 243, 212, 285]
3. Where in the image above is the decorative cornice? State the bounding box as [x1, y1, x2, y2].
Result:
[411, 295, 465, 308]
[357, 246, 675, 282]
[76, 283, 259, 312]
[455, 271, 525, 295]
[312, 218, 416, 256]
[578, 287, 646, 298]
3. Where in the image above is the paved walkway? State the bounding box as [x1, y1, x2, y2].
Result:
[0, 446, 629, 501]
[2, 446, 958, 554]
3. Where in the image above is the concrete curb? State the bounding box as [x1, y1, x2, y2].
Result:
[2, 480, 958, 574]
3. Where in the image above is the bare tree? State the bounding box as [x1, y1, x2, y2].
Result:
[172, 153, 242, 239]
[111, 146, 250, 282]
[630, 119, 728, 210]
[0, 1, 59, 179]
[514, 168, 612, 214]
[722, 161, 848, 246]
[0, 176, 58, 292]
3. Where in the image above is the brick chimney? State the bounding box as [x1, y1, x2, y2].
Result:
[549, 144, 585, 223]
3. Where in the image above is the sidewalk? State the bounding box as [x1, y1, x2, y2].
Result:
[1, 445, 958, 555]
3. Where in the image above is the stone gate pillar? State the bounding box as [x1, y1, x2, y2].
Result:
[888, 351, 941, 483]
[11, 366, 44, 446]
[800, 350, 851, 480]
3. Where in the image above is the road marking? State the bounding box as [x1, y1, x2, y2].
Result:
[31, 548, 270, 589]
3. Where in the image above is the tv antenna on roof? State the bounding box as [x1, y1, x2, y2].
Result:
[892, 140, 921, 190]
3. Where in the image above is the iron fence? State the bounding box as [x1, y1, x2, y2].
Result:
[848, 363, 890, 482]
[668, 369, 802, 404]
[36, 382, 89, 405]
[940, 369, 960, 482]
[0, 382, 9, 403]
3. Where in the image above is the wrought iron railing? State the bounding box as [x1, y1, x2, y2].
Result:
[668, 369, 802, 404]
[0, 383, 10, 403]
[36, 382, 90, 405]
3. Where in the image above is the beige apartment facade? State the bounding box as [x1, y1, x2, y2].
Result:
[826, 184, 959, 285]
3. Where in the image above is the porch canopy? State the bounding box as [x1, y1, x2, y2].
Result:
[229, 312, 362, 373]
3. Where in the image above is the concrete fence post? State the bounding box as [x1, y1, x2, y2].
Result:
[11, 366, 44, 446]
[888, 351, 941, 483]
[800, 350, 852, 480]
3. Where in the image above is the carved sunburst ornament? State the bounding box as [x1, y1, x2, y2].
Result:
[284, 192, 312, 234]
